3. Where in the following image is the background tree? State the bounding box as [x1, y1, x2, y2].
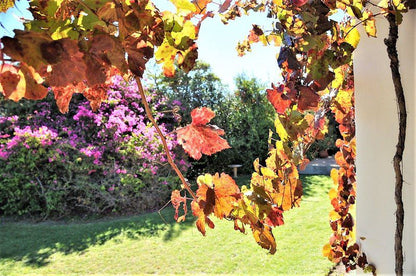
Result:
[147, 61, 228, 125]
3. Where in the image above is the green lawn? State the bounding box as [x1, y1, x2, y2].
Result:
[0, 175, 334, 275]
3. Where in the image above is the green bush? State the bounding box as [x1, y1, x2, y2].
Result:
[0, 77, 184, 219]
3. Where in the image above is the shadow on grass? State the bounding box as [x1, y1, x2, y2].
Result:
[301, 174, 332, 198]
[0, 206, 195, 268]
[234, 174, 331, 199]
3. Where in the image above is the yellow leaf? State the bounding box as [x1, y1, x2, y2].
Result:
[155, 40, 177, 77]
[261, 167, 276, 178]
[170, 0, 196, 16]
[253, 158, 260, 173]
[329, 210, 341, 221]
[363, 11, 377, 37]
[345, 26, 360, 48]
[171, 20, 197, 45]
[267, 34, 282, 47]
[274, 117, 288, 141]
[329, 188, 337, 200]
[377, 0, 388, 8]
[330, 168, 338, 185]
[331, 67, 345, 89]
[197, 173, 214, 188]
[322, 243, 332, 257]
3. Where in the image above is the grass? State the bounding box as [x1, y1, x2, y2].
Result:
[0, 175, 334, 275]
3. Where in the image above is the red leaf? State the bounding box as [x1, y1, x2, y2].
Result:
[176, 107, 230, 160]
[171, 190, 187, 222]
[191, 107, 215, 125]
[265, 206, 284, 227]
[293, 0, 308, 6]
[218, 0, 232, 13]
[266, 84, 292, 114]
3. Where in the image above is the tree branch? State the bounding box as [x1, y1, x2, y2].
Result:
[384, 11, 406, 276]
[135, 76, 197, 200]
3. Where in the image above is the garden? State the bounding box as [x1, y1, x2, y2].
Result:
[0, 0, 414, 275]
[0, 175, 334, 275]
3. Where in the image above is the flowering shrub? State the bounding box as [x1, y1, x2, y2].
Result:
[0, 77, 187, 218]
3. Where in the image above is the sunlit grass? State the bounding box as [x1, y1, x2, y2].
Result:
[0, 175, 334, 275]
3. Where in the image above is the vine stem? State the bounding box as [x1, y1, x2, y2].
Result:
[135, 76, 197, 200]
[384, 11, 406, 276]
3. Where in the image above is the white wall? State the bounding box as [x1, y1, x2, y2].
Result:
[355, 10, 415, 275]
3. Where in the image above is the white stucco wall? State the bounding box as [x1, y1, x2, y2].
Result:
[355, 10, 415, 275]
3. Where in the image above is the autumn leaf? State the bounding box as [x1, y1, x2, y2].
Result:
[292, 0, 308, 7]
[297, 86, 320, 112]
[196, 173, 240, 218]
[266, 84, 292, 114]
[0, 0, 14, 13]
[344, 26, 360, 48]
[192, 0, 211, 14]
[176, 107, 230, 160]
[252, 225, 276, 254]
[218, 0, 232, 13]
[1, 31, 51, 71]
[264, 206, 284, 227]
[191, 173, 240, 235]
[362, 11, 377, 37]
[48, 39, 87, 87]
[0, 63, 48, 102]
[191, 200, 215, 235]
[171, 190, 187, 222]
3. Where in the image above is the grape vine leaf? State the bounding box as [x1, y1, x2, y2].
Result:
[171, 190, 187, 222]
[0, 63, 48, 101]
[192, 173, 240, 235]
[176, 107, 230, 160]
[0, 0, 14, 13]
[266, 84, 293, 114]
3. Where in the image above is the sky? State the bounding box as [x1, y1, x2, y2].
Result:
[0, 0, 282, 91]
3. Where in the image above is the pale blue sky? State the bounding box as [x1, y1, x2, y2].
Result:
[0, 1, 281, 90]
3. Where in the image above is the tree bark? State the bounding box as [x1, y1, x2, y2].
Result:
[384, 11, 406, 276]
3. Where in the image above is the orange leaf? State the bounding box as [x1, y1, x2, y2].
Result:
[191, 200, 215, 235]
[192, 0, 211, 14]
[191, 107, 215, 125]
[171, 190, 187, 222]
[252, 225, 276, 254]
[196, 173, 240, 218]
[191, 173, 240, 235]
[176, 107, 230, 160]
[0, 64, 22, 101]
[0, 63, 48, 102]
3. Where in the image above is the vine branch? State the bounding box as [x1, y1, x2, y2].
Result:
[135, 76, 197, 200]
[384, 10, 406, 276]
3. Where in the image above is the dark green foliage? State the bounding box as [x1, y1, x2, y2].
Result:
[306, 112, 341, 159]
